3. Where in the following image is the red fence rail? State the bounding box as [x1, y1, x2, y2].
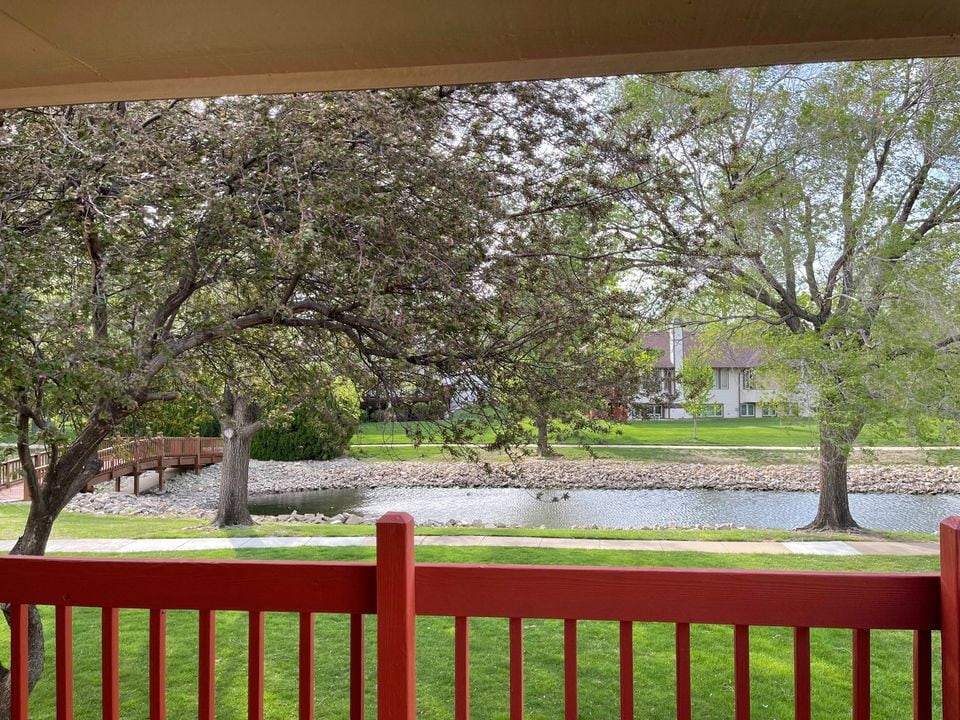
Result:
[0, 436, 223, 497]
[0, 513, 956, 719]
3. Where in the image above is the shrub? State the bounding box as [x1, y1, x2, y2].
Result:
[251, 379, 360, 461]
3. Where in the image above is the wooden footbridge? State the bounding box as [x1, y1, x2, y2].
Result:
[0, 436, 223, 500]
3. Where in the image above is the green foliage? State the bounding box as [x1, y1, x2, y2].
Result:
[618, 61, 960, 525]
[122, 393, 219, 438]
[677, 355, 714, 420]
[251, 379, 361, 461]
[0, 83, 633, 531]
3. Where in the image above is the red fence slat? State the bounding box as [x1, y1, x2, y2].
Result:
[510, 617, 524, 720]
[793, 627, 811, 720]
[734, 625, 750, 720]
[56, 605, 73, 720]
[853, 629, 870, 720]
[351, 614, 365, 720]
[11, 603, 29, 720]
[619, 621, 633, 720]
[676, 623, 691, 720]
[102, 608, 120, 720]
[376, 512, 416, 720]
[455, 616, 469, 720]
[943, 518, 960, 720]
[300, 612, 315, 720]
[0, 557, 376, 613]
[415, 565, 939, 630]
[249, 611, 265, 720]
[149, 609, 166, 720]
[914, 629, 932, 720]
[198, 610, 216, 720]
[564, 620, 577, 720]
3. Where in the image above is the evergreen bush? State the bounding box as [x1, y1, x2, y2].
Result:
[251, 379, 360, 461]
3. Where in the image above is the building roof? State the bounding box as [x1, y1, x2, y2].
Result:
[643, 329, 763, 370]
[0, 1, 958, 109]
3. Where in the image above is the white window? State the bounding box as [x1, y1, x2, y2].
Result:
[702, 403, 723, 417]
[714, 368, 729, 390]
[761, 405, 777, 417]
[655, 368, 675, 394]
[741, 369, 755, 390]
[739, 402, 756, 417]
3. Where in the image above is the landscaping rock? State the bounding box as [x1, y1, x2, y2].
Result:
[63, 456, 960, 522]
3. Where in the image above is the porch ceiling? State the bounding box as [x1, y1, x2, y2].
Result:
[0, 0, 958, 109]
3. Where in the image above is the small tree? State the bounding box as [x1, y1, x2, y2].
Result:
[479, 227, 654, 456]
[508, 328, 651, 457]
[677, 356, 714, 440]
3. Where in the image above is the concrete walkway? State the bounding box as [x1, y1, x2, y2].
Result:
[0, 535, 938, 556]
[0, 484, 22, 503]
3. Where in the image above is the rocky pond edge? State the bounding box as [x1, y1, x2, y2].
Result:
[63, 457, 960, 520]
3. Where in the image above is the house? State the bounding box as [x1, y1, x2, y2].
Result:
[636, 323, 812, 420]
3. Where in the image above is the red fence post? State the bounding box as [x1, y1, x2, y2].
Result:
[377, 512, 416, 720]
[942, 518, 960, 720]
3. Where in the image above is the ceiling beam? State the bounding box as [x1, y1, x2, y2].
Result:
[1, 1, 958, 108]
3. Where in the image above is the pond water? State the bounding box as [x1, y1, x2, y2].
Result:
[248, 486, 960, 533]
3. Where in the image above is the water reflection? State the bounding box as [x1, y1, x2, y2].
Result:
[248, 487, 960, 532]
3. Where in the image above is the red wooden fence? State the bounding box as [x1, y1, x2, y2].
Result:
[0, 513, 957, 719]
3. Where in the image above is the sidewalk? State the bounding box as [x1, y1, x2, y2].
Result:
[0, 535, 938, 556]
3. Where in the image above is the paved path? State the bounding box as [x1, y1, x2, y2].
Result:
[0, 484, 22, 503]
[0, 535, 938, 556]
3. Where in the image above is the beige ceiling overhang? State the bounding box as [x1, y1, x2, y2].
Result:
[1, 0, 958, 109]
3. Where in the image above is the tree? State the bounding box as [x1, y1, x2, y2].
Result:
[469, 212, 654, 457]
[209, 358, 360, 527]
[616, 60, 960, 530]
[502, 317, 651, 457]
[676, 354, 714, 440]
[0, 83, 631, 705]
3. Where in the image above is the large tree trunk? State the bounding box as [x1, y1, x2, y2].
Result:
[801, 420, 864, 532]
[214, 389, 262, 528]
[0, 503, 54, 718]
[215, 427, 256, 527]
[0, 439, 106, 720]
[534, 410, 551, 457]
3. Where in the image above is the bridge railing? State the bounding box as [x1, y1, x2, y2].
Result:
[0, 436, 224, 495]
[1, 513, 957, 720]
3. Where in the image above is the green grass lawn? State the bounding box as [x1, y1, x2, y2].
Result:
[350, 443, 825, 465]
[0, 545, 940, 720]
[353, 417, 960, 448]
[350, 443, 960, 466]
[0, 504, 937, 542]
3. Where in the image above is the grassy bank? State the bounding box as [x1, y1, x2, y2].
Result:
[0, 505, 937, 542]
[349, 444, 824, 465]
[350, 443, 960, 466]
[353, 417, 959, 449]
[0, 544, 940, 720]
